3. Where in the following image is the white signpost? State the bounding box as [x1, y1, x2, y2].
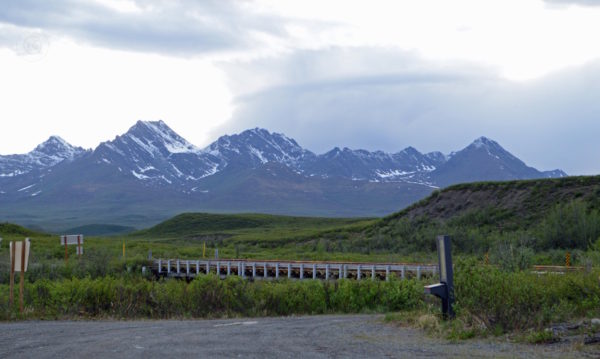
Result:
[9, 238, 31, 312]
[60, 234, 84, 263]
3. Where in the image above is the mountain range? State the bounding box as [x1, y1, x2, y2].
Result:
[0, 120, 566, 232]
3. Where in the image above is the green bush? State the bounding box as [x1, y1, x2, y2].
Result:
[454, 258, 600, 332]
[0, 275, 425, 320]
[537, 201, 600, 250]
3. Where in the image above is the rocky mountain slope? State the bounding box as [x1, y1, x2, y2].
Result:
[0, 120, 566, 231]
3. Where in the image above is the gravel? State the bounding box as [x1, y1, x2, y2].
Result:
[0, 315, 597, 358]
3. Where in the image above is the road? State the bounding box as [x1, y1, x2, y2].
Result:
[0, 315, 594, 358]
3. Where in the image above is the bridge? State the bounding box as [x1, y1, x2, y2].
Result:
[152, 258, 438, 281]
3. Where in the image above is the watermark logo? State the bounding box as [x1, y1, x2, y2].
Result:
[16, 33, 50, 62]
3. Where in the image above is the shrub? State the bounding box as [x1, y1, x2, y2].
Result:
[454, 258, 600, 332]
[1, 276, 425, 320]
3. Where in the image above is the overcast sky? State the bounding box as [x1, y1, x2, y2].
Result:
[1, 0, 600, 175]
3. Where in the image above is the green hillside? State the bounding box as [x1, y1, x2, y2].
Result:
[311, 176, 600, 258]
[133, 212, 374, 242]
[0, 222, 47, 238]
[126, 176, 600, 263]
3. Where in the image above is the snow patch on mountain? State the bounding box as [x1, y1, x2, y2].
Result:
[376, 169, 414, 178]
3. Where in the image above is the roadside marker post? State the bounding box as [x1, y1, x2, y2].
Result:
[424, 235, 455, 319]
[9, 239, 30, 313]
[10, 241, 15, 307]
[566, 252, 571, 267]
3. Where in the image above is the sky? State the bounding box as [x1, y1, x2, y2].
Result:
[1, 0, 600, 175]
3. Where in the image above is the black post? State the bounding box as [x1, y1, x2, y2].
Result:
[437, 235, 454, 318]
[424, 235, 455, 319]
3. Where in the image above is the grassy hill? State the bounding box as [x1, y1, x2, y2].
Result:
[388, 176, 600, 225]
[133, 212, 374, 244]
[311, 176, 600, 258]
[126, 176, 600, 263]
[0, 222, 47, 238]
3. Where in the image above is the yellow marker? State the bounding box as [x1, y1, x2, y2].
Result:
[484, 252, 490, 265]
[565, 252, 571, 267]
[202, 242, 206, 258]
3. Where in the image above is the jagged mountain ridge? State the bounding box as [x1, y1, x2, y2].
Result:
[0, 136, 87, 178]
[0, 121, 567, 230]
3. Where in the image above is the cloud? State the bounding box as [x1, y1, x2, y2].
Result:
[544, 0, 600, 6]
[0, 0, 292, 55]
[214, 47, 600, 175]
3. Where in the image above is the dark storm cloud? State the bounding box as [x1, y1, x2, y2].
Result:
[0, 0, 290, 55]
[214, 48, 600, 175]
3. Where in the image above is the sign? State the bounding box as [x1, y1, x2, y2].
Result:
[60, 234, 83, 262]
[60, 234, 84, 245]
[10, 239, 30, 272]
[9, 238, 30, 312]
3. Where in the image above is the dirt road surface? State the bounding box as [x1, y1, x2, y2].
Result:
[0, 315, 596, 358]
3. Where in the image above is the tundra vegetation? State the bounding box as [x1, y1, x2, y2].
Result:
[1, 176, 600, 341]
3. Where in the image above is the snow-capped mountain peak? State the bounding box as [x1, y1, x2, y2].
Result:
[0, 136, 86, 178]
[472, 136, 495, 148]
[205, 127, 314, 167]
[125, 120, 201, 156]
[1, 121, 568, 197]
[32, 136, 86, 160]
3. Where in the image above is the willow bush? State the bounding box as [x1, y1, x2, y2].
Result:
[0, 275, 423, 320]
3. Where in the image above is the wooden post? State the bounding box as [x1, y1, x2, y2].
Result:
[64, 237, 68, 265]
[77, 235, 81, 257]
[20, 242, 25, 313]
[10, 241, 15, 308]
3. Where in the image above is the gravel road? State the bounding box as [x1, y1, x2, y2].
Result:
[0, 315, 596, 358]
